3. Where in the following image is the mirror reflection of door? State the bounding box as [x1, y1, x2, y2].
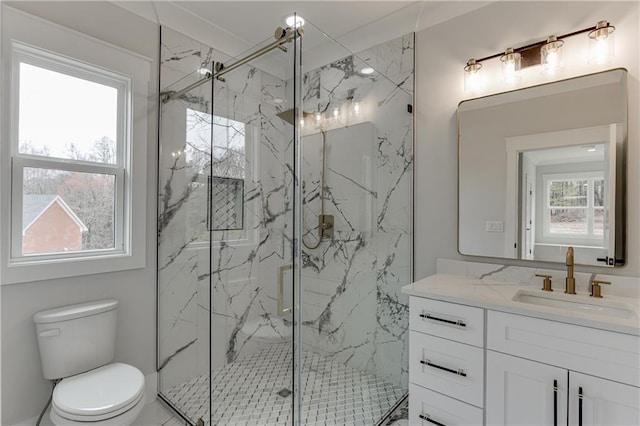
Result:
[510, 124, 620, 265]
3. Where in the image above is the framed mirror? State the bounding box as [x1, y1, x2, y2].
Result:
[458, 69, 627, 267]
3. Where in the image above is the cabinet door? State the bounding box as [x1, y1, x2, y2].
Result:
[486, 351, 568, 426]
[569, 372, 640, 426]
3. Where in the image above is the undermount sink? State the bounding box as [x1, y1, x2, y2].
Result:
[512, 289, 637, 320]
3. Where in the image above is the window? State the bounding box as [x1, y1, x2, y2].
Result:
[1, 7, 150, 284]
[185, 108, 254, 245]
[11, 45, 128, 259]
[542, 172, 605, 244]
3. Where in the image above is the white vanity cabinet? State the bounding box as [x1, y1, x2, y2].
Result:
[407, 289, 640, 426]
[486, 311, 640, 426]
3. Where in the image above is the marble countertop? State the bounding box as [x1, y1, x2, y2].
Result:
[402, 274, 640, 336]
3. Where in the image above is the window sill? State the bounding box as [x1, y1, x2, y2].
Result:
[2, 250, 145, 285]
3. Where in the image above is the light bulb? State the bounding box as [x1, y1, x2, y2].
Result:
[588, 20, 615, 64]
[353, 102, 360, 115]
[541, 36, 564, 75]
[500, 48, 521, 85]
[464, 58, 484, 93]
[333, 107, 339, 119]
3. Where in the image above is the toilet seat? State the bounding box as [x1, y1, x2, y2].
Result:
[52, 363, 145, 422]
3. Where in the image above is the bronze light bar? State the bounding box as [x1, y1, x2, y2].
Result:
[469, 21, 613, 69]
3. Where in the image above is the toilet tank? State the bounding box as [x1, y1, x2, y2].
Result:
[33, 299, 118, 380]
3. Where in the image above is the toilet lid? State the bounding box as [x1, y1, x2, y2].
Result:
[52, 363, 145, 421]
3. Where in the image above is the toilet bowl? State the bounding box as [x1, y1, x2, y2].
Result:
[33, 300, 145, 426]
[50, 363, 145, 425]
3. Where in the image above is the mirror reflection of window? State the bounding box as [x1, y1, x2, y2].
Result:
[544, 173, 604, 241]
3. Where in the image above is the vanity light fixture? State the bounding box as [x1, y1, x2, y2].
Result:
[463, 19, 615, 92]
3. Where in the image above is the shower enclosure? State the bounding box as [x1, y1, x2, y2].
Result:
[157, 16, 414, 425]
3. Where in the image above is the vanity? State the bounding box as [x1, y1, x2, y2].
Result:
[402, 260, 640, 426]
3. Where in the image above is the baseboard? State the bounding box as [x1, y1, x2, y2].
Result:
[145, 371, 158, 404]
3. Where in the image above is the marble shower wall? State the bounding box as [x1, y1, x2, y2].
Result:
[298, 34, 414, 388]
[158, 27, 295, 392]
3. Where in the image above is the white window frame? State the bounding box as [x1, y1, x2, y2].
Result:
[1, 7, 150, 284]
[541, 171, 604, 246]
[10, 44, 129, 261]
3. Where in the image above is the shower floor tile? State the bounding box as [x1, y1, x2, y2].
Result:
[165, 343, 405, 425]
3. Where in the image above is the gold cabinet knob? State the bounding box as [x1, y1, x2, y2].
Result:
[590, 279, 611, 298]
[535, 273, 553, 291]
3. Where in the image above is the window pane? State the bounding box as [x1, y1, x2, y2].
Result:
[593, 179, 605, 207]
[185, 109, 211, 175]
[18, 63, 118, 164]
[549, 208, 587, 234]
[213, 115, 246, 179]
[549, 180, 588, 207]
[185, 109, 247, 179]
[593, 208, 604, 235]
[23, 168, 115, 255]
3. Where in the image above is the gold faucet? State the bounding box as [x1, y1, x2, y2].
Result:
[565, 246, 576, 294]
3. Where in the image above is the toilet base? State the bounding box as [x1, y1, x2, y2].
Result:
[50, 392, 145, 426]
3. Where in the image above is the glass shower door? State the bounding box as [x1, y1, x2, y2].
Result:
[158, 24, 300, 425]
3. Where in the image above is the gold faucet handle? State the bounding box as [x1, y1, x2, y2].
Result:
[590, 280, 611, 298]
[535, 274, 553, 292]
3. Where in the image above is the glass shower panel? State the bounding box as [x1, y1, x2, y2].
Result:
[157, 26, 213, 424]
[294, 19, 414, 425]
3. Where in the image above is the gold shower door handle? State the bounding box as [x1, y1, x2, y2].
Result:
[278, 264, 294, 315]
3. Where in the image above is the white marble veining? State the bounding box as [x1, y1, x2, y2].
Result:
[403, 260, 640, 335]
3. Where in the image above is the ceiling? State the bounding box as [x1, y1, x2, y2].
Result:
[115, 1, 491, 76]
[175, 1, 416, 49]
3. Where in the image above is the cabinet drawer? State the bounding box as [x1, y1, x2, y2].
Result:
[409, 383, 483, 426]
[487, 310, 640, 387]
[410, 331, 484, 407]
[410, 297, 484, 347]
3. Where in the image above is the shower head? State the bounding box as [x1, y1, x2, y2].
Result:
[276, 108, 297, 126]
[277, 108, 314, 126]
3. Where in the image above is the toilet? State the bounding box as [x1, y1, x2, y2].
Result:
[33, 300, 145, 425]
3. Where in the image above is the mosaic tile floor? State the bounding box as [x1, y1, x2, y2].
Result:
[165, 343, 405, 425]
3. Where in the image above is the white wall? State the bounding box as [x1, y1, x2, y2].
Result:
[415, 1, 640, 279]
[0, 2, 159, 424]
